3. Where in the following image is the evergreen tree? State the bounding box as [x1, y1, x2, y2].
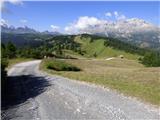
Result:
[1, 43, 8, 89]
[141, 52, 160, 67]
[93, 52, 97, 58]
[6, 42, 17, 58]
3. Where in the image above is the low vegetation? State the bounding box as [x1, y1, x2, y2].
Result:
[8, 58, 34, 68]
[1, 42, 34, 84]
[42, 59, 81, 71]
[1, 42, 13, 88]
[41, 59, 160, 105]
[140, 52, 160, 67]
[1, 58, 8, 89]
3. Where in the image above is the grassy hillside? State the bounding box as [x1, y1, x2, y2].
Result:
[2, 33, 142, 60]
[63, 50, 86, 59]
[73, 35, 140, 59]
[41, 58, 160, 105]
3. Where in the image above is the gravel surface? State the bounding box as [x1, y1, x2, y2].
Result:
[3, 60, 160, 120]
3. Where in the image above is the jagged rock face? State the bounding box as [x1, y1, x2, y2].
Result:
[1, 18, 160, 50]
[100, 19, 160, 50]
[1, 24, 38, 34]
[1, 24, 61, 35]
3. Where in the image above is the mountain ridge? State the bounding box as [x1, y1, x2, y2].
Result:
[65, 17, 160, 50]
[1, 24, 61, 35]
[1, 20, 160, 50]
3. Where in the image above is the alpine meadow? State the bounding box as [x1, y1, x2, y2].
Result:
[1, 1, 160, 120]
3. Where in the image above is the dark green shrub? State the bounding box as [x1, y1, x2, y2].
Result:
[140, 52, 160, 67]
[46, 59, 81, 71]
[1, 58, 8, 89]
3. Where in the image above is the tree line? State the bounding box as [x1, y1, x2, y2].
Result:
[140, 52, 160, 67]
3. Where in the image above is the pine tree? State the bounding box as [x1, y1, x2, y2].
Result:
[6, 42, 17, 58]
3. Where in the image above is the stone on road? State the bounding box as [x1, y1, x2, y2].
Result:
[2, 60, 160, 120]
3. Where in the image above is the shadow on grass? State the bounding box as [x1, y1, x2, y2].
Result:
[1, 75, 51, 110]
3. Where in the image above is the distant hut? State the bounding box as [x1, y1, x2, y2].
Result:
[119, 55, 124, 59]
[44, 55, 47, 59]
[44, 53, 56, 59]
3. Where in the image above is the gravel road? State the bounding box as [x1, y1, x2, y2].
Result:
[2, 60, 160, 120]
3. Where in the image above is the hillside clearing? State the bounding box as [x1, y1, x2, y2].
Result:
[73, 35, 140, 59]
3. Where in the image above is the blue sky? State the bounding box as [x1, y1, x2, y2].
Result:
[2, 1, 160, 32]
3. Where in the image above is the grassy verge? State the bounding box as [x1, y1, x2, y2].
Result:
[8, 58, 34, 68]
[40, 58, 160, 106]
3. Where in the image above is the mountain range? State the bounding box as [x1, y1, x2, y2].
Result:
[65, 18, 160, 50]
[1, 18, 160, 50]
[1, 24, 61, 35]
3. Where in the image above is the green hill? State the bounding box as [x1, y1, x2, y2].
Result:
[3, 33, 148, 60]
[73, 35, 140, 59]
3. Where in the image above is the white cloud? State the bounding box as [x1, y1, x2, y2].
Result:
[74, 16, 102, 30]
[0, 19, 8, 26]
[0, 0, 4, 10]
[7, 0, 22, 5]
[113, 11, 126, 20]
[50, 25, 60, 31]
[117, 15, 126, 20]
[64, 24, 75, 34]
[20, 19, 28, 23]
[114, 11, 118, 17]
[1, 0, 23, 12]
[64, 15, 156, 35]
[105, 11, 126, 20]
[105, 12, 112, 17]
[64, 16, 107, 34]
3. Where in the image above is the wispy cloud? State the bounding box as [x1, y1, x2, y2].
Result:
[114, 11, 118, 17]
[105, 12, 112, 17]
[105, 11, 126, 20]
[20, 19, 28, 23]
[114, 11, 126, 20]
[1, 0, 23, 13]
[7, 0, 23, 5]
[0, 18, 9, 26]
[64, 16, 107, 34]
[64, 14, 154, 35]
[50, 25, 60, 31]
[117, 14, 126, 20]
